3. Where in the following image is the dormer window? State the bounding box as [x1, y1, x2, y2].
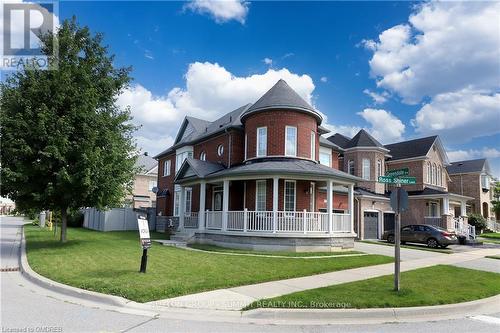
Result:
[362, 158, 370, 180]
[256, 127, 267, 157]
[285, 126, 297, 157]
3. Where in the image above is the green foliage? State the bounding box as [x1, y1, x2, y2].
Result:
[491, 181, 500, 216]
[468, 213, 487, 232]
[32, 218, 40, 226]
[0, 17, 137, 241]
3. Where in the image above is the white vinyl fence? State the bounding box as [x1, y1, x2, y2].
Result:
[83, 208, 144, 232]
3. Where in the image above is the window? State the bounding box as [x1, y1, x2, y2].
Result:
[437, 166, 442, 186]
[217, 144, 224, 156]
[427, 162, 431, 183]
[148, 180, 157, 192]
[319, 152, 331, 167]
[284, 180, 296, 212]
[481, 174, 490, 190]
[176, 151, 193, 173]
[213, 186, 223, 211]
[362, 158, 370, 180]
[185, 188, 192, 213]
[376, 159, 382, 178]
[163, 160, 171, 177]
[244, 134, 248, 160]
[285, 126, 297, 156]
[429, 202, 439, 217]
[432, 163, 436, 184]
[256, 127, 267, 157]
[173, 186, 180, 216]
[199, 151, 206, 161]
[310, 131, 316, 160]
[348, 160, 354, 175]
[256, 180, 267, 211]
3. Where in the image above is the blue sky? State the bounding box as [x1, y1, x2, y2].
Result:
[6, 1, 500, 176]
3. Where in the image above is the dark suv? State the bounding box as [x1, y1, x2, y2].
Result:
[381, 224, 457, 248]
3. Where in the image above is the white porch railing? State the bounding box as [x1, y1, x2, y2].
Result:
[184, 212, 199, 228]
[454, 217, 476, 240]
[196, 210, 351, 234]
[486, 219, 500, 232]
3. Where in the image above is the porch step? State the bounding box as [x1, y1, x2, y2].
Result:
[153, 239, 187, 247]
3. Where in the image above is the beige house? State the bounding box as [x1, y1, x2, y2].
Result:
[126, 153, 158, 209]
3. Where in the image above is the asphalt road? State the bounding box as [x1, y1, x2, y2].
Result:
[1, 216, 499, 333]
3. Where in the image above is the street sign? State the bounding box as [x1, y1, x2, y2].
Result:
[390, 188, 409, 213]
[378, 176, 395, 183]
[395, 176, 416, 185]
[385, 168, 409, 177]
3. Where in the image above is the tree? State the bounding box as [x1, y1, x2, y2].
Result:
[491, 181, 500, 219]
[0, 18, 137, 242]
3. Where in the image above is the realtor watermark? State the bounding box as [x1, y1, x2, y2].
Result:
[1, 327, 62, 333]
[2, 1, 58, 70]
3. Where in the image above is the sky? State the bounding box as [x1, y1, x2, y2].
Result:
[3, 1, 500, 176]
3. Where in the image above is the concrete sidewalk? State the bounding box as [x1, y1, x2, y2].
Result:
[148, 245, 500, 311]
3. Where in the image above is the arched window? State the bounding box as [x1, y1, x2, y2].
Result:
[217, 144, 224, 157]
[427, 162, 431, 183]
[432, 163, 437, 184]
[438, 166, 442, 186]
[199, 151, 206, 161]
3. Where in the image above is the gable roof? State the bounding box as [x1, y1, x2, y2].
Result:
[327, 133, 351, 149]
[446, 158, 489, 175]
[345, 129, 385, 149]
[241, 79, 322, 123]
[384, 136, 438, 161]
[174, 158, 225, 182]
[135, 154, 157, 175]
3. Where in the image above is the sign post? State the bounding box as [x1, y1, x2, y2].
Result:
[137, 215, 151, 273]
[379, 170, 411, 292]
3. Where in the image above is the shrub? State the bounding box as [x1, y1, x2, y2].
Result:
[468, 213, 487, 233]
[67, 210, 84, 228]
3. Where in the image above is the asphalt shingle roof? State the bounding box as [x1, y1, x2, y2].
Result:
[135, 154, 157, 174]
[327, 133, 351, 149]
[384, 136, 437, 161]
[319, 136, 344, 151]
[446, 159, 487, 175]
[345, 129, 384, 149]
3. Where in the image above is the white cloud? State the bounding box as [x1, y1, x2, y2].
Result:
[117, 62, 315, 155]
[412, 88, 500, 143]
[185, 0, 249, 24]
[363, 89, 389, 104]
[358, 108, 405, 143]
[447, 148, 500, 162]
[263, 57, 273, 65]
[364, 1, 500, 104]
[320, 76, 328, 83]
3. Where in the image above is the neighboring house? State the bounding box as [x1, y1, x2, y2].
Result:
[327, 133, 473, 240]
[126, 153, 158, 209]
[446, 159, 494, 220]
[0, 196, 15, 215]
[155, 80, 359, 251]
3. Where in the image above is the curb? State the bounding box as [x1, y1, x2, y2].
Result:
[19, 226, 500, 325]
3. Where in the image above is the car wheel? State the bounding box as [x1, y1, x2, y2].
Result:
[427, 238, 439, 248]
[387, 235, 395, 243]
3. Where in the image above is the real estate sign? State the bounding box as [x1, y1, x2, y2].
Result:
[137, 216, 151, 249]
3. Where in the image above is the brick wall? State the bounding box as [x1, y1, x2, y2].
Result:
[448, 173, 490, 218]
[386, 160, 425, 192]
[157, 153, 175, 216]
[244, 110, 319, 160]
[355, 198, 392, 239]
[344, 150, 386, 194]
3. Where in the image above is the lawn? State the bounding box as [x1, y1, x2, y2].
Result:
[24, 226, 392, 303]
[481, 232, 500, 239]
[486, 255, 500, 260]
[246, 265, 500, 310]
[188, 244, 363, 257]
[359, 240, 453, 254]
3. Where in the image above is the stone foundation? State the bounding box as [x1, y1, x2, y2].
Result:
[192, 231, 355, 252]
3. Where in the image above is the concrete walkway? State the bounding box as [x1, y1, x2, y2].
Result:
[148, 243, 500, 311]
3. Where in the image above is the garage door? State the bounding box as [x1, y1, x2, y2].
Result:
[364, 212, 379, 239]
[383, 213, 395, 232]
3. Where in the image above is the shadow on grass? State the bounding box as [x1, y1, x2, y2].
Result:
[26, 239, 87, 251]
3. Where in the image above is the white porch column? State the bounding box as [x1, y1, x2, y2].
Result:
[222, 180, 229, 231]
[273, 177, 279, 233]
[199, 181, 206, 230]
[460, 200, 467, 216]
[442, 197, 450, 215]
[348, 184, 354, 234]
[179, 185, 185, 230]
[327, 180, 333, 234]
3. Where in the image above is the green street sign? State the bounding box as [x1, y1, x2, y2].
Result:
[385, 168, 409, 177]
[378, 176, 395, 183]
[395, 176, 417, 185]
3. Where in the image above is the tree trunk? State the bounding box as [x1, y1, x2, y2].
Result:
[60, 207, 68, 242]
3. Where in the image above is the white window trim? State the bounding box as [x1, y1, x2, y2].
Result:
[185, 188, 192, 213]
[217, 144, 224, 157]
[284, 180, 297, 212]
[348, 160, 354, 175]
[310, 131, 316, 161]
[163, 160, 171, 177]
[199, 151, 206, 161]
[362, 158, 371, 180]
[256, 127, 267, 157]
[376, 159, 382, 178]
[255, 180, 267, 211]
[285, 126, 297, 157]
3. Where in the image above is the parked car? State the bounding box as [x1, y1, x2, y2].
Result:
[381, 224, 458, 248]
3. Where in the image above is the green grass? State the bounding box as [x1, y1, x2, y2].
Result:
[188, 244, 363, 257]
[24, 226, 393, 303]
[246, 265, 500, 310]
[486, 255, 500, 260]
[481, 232, 500, 239]
[359, 240, 453, 254]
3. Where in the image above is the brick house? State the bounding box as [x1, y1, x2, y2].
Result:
[155, 80, 359, 251]
[328, 133, 474, 239]
[125, 153, 158, 209]
[446, 159, 495, 220]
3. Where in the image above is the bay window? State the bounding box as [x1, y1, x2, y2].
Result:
[362, 158, 370, 180]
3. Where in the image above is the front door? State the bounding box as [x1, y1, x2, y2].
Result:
[364, 212, 379, 239]
[213, 186, 223, 211]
